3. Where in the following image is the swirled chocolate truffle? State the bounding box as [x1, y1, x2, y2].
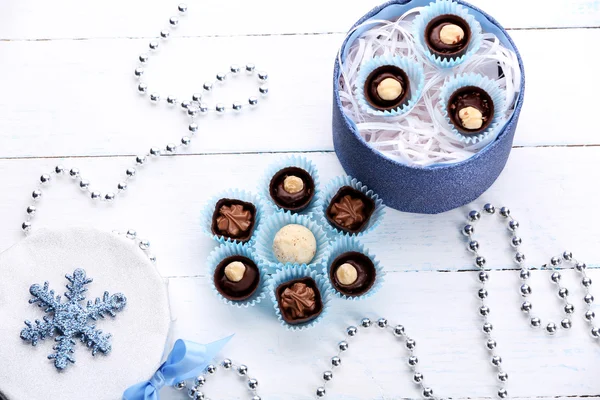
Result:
[326, 186, 375, 233]
[269, 167, 315, 212]
[214, 256, 260, 301]
[330, 252, 376, 296]
[276, 277, 323, 324]
[211, 198, 257, 242]
[425, 14, 471, 59]
[447, 86, 494, 134]
[364, 65, 410, 111]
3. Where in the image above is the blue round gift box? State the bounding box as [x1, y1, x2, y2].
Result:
[332, 0, 525, 214]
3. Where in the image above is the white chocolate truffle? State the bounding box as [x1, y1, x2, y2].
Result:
[376, 78, 403, 101]
[224, 261, 246, 282]
[458, 106, 483, 130]
[336, 263, 358, 285]
[272, 224, 317, 264]
[440, 24, 465, 45]
[283, 175, 304, 194]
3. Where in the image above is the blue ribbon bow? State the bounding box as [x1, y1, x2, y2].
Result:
[123, 335, 233, 400]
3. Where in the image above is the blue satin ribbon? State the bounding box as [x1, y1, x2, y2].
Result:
[123, 335, 233, 400]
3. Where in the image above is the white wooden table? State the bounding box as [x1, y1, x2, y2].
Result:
[1, 1, 600, 399]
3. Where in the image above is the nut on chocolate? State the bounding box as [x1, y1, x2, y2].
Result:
[224, 261, 246, 282]
[447, 86, 494, 134]
[364, 65, 410, 111]
[425, 14, 471, 59]
[376, 78, 403, 101]
[458, 106, 483, 130]
[283, 175, 304, 194]
[329, 251, 377, 296]
[336, 263, 358, 285]
[269, 167, 315, 212]
[439, 24, 465, 45]
[213, 255, 260, 301]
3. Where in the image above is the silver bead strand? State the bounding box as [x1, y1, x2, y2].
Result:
[133, 6, 266, 115]
[183, 358, 260, 400]
[464, 204, 600, 396]
[315, 318, 443, 400]
[112, 229, 156, 262]
[499, 208, 589, 336]
[20, 3, 269, 236]
[463, 204, 508, 398]
[571, 256, 599, 338]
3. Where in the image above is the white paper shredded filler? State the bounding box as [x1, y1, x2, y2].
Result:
[338, 8, 521, 167]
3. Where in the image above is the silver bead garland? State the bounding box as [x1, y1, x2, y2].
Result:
[19, 3, 268, 236]
[173, 359, 261, 400]
[463, 203, 598, 398]
[311, 204, 597, 400]
[314, 317, 442, 399]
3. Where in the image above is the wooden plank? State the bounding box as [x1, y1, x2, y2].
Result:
[0, 0, 598, 40]
[162, 269, 600, 399]
[0, 146, 598, 279]
[0, 29, 598, 158]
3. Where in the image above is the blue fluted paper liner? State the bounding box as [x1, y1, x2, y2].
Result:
[412, 0, 483, 68]
[259, 156, 321, 215]
[200, 189, 265, 245]
[318, 175, 385, 237]
[207, 243, 268, 308]
[355, 55, 425, 117]
[321, 236, 385, 300]
[268, 264, 331, 331]
[253, 212, 330, 273]
[439, 72, 506, 144]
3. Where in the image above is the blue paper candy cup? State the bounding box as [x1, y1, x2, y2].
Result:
[412, 0, 483, 68]
[254, 212, 330, 273]
[355, 55, 425, 117]
[322, 236, 384, 300]
[333, 0, 525, 214]
[268, 264, 331, 331]
[318, 175, 385, 237]
[259, 156, 321, 215]
[200, 189, 265, 245]
[439, 73, 505, 144]
[207, 243, 269, 308]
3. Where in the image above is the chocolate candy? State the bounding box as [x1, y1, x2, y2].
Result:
[214, 255, 260, 301]
[364, 65, 410, 111]
[276, 277, 323, 324]
[326, 186, 375, 233]
[272, 224, 317, 264]
[329, 251, 376, 296]
[269, 167, 315, 212]
[211, 198, 257, 242]
[447, 86, 494, 134]
[425, 14, 471, 59]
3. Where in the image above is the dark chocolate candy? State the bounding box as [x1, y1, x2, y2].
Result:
[211, 198, 256, 242]
[276, 277, 323, 325]
[424, 14, 471, 59]
[326, 186, 375, 233]
[447, 86, 494, 134]
[363, 65, 410, 111]
[269, 167, 315, 212]
[329, 251, 376, 296]
[214, 255, 260, 301]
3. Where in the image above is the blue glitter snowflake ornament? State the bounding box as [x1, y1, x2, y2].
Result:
[20, 268, 127, 371]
